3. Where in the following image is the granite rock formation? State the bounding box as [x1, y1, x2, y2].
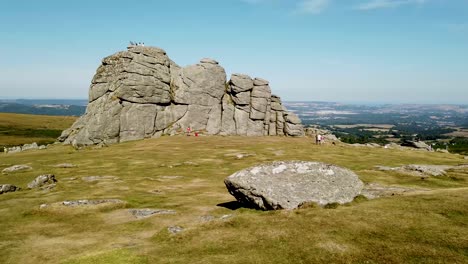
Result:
[59, 46, 304, 146]
[224, 161, 364, 210]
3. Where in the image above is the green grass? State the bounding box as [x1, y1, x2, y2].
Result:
[0, 115, 467, 263]
[0, 113, 76, 150]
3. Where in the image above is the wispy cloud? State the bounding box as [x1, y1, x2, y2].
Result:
[296, 0, 331, 14]
[356, 0, 427, 11]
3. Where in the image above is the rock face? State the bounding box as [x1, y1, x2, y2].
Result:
[59, 46, 304, 146]
[224, 161, 364, 210]
[27, 174, 57, 189]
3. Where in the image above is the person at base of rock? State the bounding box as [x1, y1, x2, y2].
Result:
[316, 134, 321, 145]
[186, 126, 192, 136]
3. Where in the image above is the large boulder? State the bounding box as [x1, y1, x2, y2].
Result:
[224, 161, 364, 210]
[59, 46, 304, 145]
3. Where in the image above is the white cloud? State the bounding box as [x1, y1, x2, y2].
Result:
[356, 0, 427, 11]
[296, 0, 331, 14]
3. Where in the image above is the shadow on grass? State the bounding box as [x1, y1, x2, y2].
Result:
[217, 201, 246, 210]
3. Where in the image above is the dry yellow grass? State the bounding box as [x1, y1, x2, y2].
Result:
[0, 114, 467, 263]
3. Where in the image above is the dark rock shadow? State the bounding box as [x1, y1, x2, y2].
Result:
[216, 201, 245, 210]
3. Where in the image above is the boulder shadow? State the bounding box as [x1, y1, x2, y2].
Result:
[216, 201, 245, 210]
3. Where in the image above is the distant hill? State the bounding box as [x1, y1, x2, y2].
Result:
[0, 99, 86, 116]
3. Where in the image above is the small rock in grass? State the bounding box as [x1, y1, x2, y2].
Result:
[27, 174, 57, 189]
[129, 209, 176, 219]
[168, 226, 184, 234]
[0, 184, 20, 194]
[2, 165, 32, 174]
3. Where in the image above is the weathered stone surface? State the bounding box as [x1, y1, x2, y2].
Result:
[361, 183, 428, 199]
[40, 199, 125, 208]
[172, 62, 226, 106]
[27, 174, 57, 189]
[246, 119, 265, 136]
[234, 108, 250, 135]
[285, 122, 305, 137]
[284, 112, 302, 125]
[200, 58, 218, 64]
[129, 208, 176, 219]
[375, 164, 454, 177]
[230, 74, 254, 93]
[120, 103, 159, 142]
[0, 184, 20, 194]
[253, 78, 269, 86]
[60, 46, 304, 145]
[22, 142, 38, 151]
[81, 176, 120, 182]
[168, 226, 184, 234]
[403, 141, 432, 151]
[53, 163, 76, 168]
[155, 104, 187, 132]
[2, 164, 32, 174]
[251, 85, 271, 99]
[220, 95, 236, 135]
[225, 161, 364, 210]
[231, 90, 251, 105]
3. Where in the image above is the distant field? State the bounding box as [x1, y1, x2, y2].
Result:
[333, 124, 394, 129]
[0, 113, 467, 263]
[0, 113, 77, 149]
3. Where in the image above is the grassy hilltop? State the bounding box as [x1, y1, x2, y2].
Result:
[0, 113, 77, 150]
[0, 114, 467, 263]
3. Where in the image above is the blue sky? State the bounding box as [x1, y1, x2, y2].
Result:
[0, 0, 467, 103]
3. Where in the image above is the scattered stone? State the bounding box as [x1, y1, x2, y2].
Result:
[361, 183, 427, 199]
[22, 142, 38, 151]
[224, 152, 256, 159]
[199, 215, 216, 222]
[376, 164, 453, 177]
[402, 164, 452, 177]
[220, 214, 233, 220]
[2, 164, 32, 174]
[158, 176, 184, 180]
[224, 161, 364, 210]
[403, 141, 432, 151]
[182, 161, 199, 166]
[63, 177, 78, 181]
[81, 176, 120, 182]
[53, 163, 76, 168]
[200, 58, 218, 64]
[27, 174, 57, 189]
[129, 208, 176, 219]
[4, 143, 47, 154]
[60, 199, 124, 207]
[168, 226, 184, 234]
[0, 184, 20, 194]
